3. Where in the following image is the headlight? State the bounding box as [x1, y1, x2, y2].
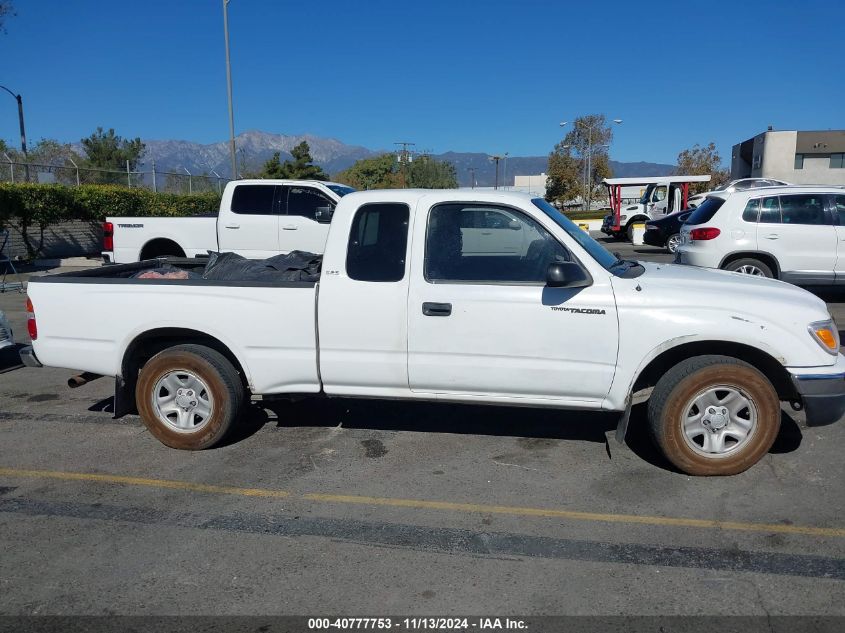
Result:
[808, 319, 839, 354]
[620, 215, 627, 221]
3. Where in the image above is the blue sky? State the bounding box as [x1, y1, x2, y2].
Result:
[0, 0, 842, 164]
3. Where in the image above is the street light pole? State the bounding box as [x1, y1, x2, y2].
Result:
[490, 155, 503, 190]
[0, 85, 29, 181]
[223, 0, 237, 180]
[467, 167, 476, 189]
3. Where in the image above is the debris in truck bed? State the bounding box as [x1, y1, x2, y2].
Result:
[201, 251, 322, 282]
[131, 264, 202, 280]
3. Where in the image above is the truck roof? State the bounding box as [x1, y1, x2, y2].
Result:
[341, 188, 540, 205]
[602, 175, 712, 185]
[229, 179, 350, 188]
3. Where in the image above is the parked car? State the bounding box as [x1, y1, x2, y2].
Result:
[687, 178, 791, 208]
[676, 186, 845, 283]
[643, 210, 692, 253]
[0, 310, 14, 351]
[103, 179, 355, 263]
[22, 190, 844, 476]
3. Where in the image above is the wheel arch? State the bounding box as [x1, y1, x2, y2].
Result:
[631, 339, 797, 402]
[139, 238, 187, 260]
[116, 327, 250, 416]
[719, 251, 781, 278]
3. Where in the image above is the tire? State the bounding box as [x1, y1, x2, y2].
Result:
[666, 233, 682, 254]
[626, 222, 635, 242]
[136, 344, 245, 450]
[647, 355, 780, 476]
[724, 258, 773, 278]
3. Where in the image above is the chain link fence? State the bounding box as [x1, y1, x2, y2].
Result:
[0, 158, 230, 195]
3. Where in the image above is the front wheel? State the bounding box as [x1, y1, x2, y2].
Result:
[666, 233, 682, 254]
[626, 222, 635, 242]
[647, 355, 781, 476]
[136, 344, 245, 450]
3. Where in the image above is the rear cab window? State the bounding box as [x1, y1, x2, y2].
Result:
[346, 203, 410, 282]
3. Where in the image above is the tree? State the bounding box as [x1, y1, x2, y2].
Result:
[80, 127, 145, 184]
[334, 154, 399, 189]
[259, 141, 328, 180]
[545, 143, 580, 207]
[547, 114, 614, 210]
[407, 155, 458, 188]
[676, 142, 731, 193]
[0, 1, 15, 33]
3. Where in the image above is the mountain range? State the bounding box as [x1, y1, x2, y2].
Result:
[133, 130, 676, 188]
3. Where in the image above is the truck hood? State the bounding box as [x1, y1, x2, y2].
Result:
[632, 261, 829, 318]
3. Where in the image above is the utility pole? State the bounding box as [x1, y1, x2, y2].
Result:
[223, 0, 237, 180]
[0, 85, 29, 181]
[394, 141, 415, 188]
[467, 167, 476, 189]
[490, 155, 503, 190]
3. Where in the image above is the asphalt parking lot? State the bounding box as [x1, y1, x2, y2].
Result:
[0, 243, 843, 618]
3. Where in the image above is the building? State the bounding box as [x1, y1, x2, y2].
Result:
[731, 129, 845, 185]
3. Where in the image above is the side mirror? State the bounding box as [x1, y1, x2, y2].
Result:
[508, 219, 522, 230]
[546, 262, 592, 288]
[315, 206, 334, 224]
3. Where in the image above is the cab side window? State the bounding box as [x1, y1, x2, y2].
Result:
[425, 203, 570, 284]
[230, 185, 278, 215]
[285, 187, 335, 220]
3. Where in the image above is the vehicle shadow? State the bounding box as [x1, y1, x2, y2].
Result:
[258, 396, 619, 444]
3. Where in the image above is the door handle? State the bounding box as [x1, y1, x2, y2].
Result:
[282, 225, 298, 230]
[224, 224, 240, 229]
[763, 234, 779, 240]
[422, 302, 452, 317]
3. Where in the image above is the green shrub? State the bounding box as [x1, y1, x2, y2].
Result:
[0, 183, 219, 258]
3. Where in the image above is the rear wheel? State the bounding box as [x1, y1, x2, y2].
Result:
[666, 233, 682, 253]
[647, 355, 781, 476]
[136, 344, 245, 450]
[139, 239, 186, 260]
[724, 258, 773, 278]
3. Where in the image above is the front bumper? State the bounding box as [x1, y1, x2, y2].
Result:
[791, 370, 845, 426]
[19, 345, 42, 368]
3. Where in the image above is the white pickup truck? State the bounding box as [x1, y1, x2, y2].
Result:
[103, 179, 355, 263]
[22, 190, 845, 476]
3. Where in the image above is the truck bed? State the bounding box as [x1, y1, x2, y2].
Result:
[27, 258, 321, 395]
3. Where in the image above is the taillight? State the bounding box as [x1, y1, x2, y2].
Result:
[103, 221, 114, 251]
[26, 297, 37, 340]
[689, 227, 721, 241]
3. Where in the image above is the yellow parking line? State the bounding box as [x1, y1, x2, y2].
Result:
[0, 467, 291, 499]
[1, 466, 844, 538]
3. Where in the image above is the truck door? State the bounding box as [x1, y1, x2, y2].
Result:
[279, 185, 335, 254]
[407, 200, 618, 402]
[317, 201, 413, 394]
[651, 182, 670, 216]
[217, 183, 280, 258]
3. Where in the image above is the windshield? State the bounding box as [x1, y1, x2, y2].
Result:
[531, 198, 621, 271]
[638, 184, 655, 205]
[325, 184, 356, 197]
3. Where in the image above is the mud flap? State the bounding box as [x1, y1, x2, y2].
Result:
[615, 395, 632, 444]
[113, 375, 137, 418]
